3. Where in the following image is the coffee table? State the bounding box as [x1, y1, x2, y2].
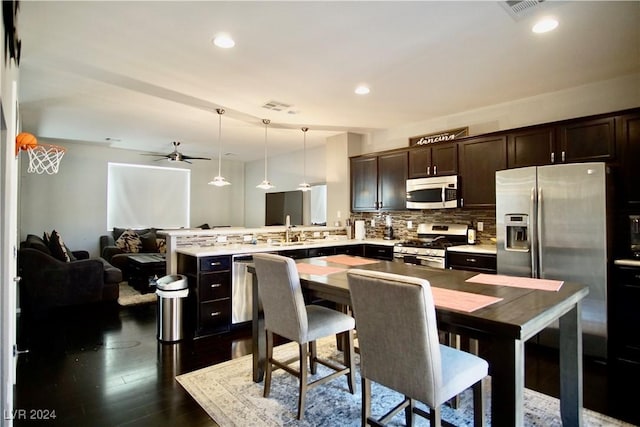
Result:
[127, 253, 167, 293]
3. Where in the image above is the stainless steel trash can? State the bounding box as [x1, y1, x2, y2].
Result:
[156, 274, 189, 342]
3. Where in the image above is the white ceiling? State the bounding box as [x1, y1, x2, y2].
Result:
[17, 1, 640, 163]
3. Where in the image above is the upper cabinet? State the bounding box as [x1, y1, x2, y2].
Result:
[507, 126, 555, 168]
[408, 143, 458, 178]
[507, 117, 615, 168]
[349, 108, 637, 212]
[557, 116, 615, 163]
[458, 135, 507, 208]
[351, 151, 408, 212]
[616, 112, 640, 207]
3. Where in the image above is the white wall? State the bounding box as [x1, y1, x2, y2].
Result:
[361, 73, 640, 154]
[18, 140, 244, 257]
[244, 144, 326, 228]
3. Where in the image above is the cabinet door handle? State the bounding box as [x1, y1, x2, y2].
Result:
[427, 166, 431, 175]
[561, 151, 566, 162]
[433, 165, 437, 175]
[465, 258, 477, 263]
[551, 152, 555, 163]
[460, 198, 464, 207]
[210, 283, 221, 288]
[210, 311, 221, 317]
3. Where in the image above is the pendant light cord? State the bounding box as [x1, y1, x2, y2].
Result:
[302, 127, 308, 183]
[263, 119, 270, 181]
[217, 109, 224, 176]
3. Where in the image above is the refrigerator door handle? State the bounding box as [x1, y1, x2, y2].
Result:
[537, 187, 544, 277]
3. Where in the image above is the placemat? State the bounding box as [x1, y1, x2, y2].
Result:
[323, 255, 381, 266]
[431, 287, 503, 312]
[466, 273, 563, 291]
[296, 263, 346, 276]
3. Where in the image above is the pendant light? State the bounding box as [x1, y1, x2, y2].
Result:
[256, 119, 275, 190]
[297, 127, 311, 192]
[208, 108, 231, 187]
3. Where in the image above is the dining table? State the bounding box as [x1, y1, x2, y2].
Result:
[248, 255, 589, 427]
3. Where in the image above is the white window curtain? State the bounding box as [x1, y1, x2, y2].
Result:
[107, 163, 190, 230]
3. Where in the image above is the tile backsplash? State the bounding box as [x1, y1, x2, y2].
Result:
[350, 208, 496, 244]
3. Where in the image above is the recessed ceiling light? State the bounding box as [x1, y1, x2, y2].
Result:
[355, 85, 370, 95]
[213, 34, 235, 48]
[532, 17, 558, 34]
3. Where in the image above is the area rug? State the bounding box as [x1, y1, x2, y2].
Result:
[176, 337, 632, 427]
[117, 281, 157, 306]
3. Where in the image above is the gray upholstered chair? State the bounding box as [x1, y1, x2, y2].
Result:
[347, 269, 488, 427]
[253, 253, 356, 420]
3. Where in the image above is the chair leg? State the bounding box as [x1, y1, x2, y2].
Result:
[298, 343, 309, 420]
[429, 405, 442, 427]
[309, 340, 317, 375]
[361, 377, 371, 427]
[472, 378, 485, 426]
[405, 398, 415, 426]
[263, 330, 273, 398]
[345, 329, 356, 394]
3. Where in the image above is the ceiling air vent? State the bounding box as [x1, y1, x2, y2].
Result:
[262, 100, 292, 112]
[500, 0, 546, 20]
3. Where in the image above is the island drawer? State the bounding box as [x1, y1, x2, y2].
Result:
[199, 299, 231, 333]
[199, 255, 231, 272]
[198, 271, 230, 301]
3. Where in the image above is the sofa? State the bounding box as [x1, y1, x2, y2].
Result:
[18, 234, 122, 316]
[100, 227, 166, 278]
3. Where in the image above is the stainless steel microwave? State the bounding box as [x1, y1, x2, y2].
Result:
[406, 175, 459, 209]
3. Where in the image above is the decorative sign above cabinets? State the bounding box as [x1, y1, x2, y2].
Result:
[409, 127, 468, 147]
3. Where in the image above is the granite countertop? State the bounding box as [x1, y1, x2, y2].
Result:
[614, 259, 640, 267]
[447, 244, 497, 255]
[175, 238, 400, 257]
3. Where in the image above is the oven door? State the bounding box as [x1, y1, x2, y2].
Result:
[417, 255, 446, 269]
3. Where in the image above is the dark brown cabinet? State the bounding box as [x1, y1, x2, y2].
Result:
[351, 151, 407, 212]
[611, 264, 640, 366]
[350, 156, 378, 211]
[557, 116, 615, 163]
[335, 244, 364, 256]
[507, 126, 555, 168]
[458, 135, 507, 208]
[178, 254, 232, 337]
[363, 244, 393, 260]
[447, 251, 496, 273]
[408, 143, 457, 178]
[616, 112, 640, 207]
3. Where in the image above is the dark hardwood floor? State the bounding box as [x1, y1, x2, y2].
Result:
[14, 302, 640, 426]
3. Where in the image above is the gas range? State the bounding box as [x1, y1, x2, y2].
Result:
[393, 223, 468, 268]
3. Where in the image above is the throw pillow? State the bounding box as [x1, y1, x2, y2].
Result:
[156, 238, 166, 254]
[48, 230, 71, 262]
[139, 230, 158, 252]
[115, 229, 142, 253]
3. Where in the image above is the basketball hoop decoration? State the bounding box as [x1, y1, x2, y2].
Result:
[15, 132, 66, 174]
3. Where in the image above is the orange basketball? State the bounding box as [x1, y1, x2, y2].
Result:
[15, 132, 38, 155]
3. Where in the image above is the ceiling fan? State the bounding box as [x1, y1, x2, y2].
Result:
[142, 141, 211, 163]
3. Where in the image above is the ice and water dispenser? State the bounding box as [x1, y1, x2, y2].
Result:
[504, 214, 530, 251]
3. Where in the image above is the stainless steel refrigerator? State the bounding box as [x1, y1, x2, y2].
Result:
[496, 162, 609, 358]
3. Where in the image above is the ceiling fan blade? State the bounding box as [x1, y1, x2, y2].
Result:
[181, 155, 211, 160]
[140, 153, 170, 157]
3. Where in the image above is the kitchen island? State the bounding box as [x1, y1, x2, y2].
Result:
[170, 232, 399, 337]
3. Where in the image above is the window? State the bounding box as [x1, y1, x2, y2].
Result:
[107, 163, 190, 230]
